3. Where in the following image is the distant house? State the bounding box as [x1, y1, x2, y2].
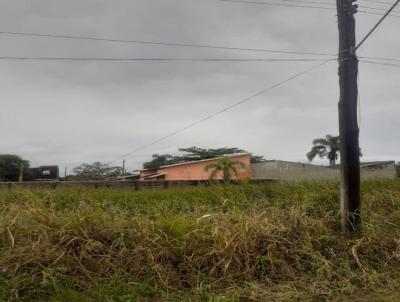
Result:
[26, 166, 59, 181]
[359, 161, 397, 179]
[140, 153, 252, 181]
[252, 160, 397, 181]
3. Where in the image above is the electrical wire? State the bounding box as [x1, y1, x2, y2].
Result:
[291, 0, 394, 4]
[359, 4, 400, 13]
[358, 55, 400, 63]
[283, 0, 400, 13]
[355, 0, 400, 51]
[302, 0, 393, 4]
[222, 0, 400, 13]
[250, 0, 334, 6]
[360, 59, 400, 67]
[361, 0, 395, 5]
[2, 31, 400, 64]
[0, 56, 332, 62]
[219, 0, 336, 10]
[106, 60, 332, 164]
[0, 31, 336, 57]
[358, 9, 400, 16]
[219, 0, 400, 17]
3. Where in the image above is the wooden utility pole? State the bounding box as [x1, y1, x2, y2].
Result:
[336, 0, 361, 232]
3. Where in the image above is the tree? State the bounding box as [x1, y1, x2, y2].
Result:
[204, 156, 246, 183]
[178, 147, 266, 164]
[143, 147, 266, 169]
[307, 135, 362, 166]
[177, 147, 243, 161]
[73, 162, 124, 180]
[0, 154, 30, 182]
[249, 155, 267, 164]
[143, 154, 176, 169]
[307, 135, 340, 166]
[396, 163, 400, 178]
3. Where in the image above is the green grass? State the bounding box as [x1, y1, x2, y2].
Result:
[0, 180, 400, 301]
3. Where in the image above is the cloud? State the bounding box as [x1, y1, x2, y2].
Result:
[0, 0, 398, 172]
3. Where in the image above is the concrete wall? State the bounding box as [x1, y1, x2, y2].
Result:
[252, 161, 397, 182]
[252, 161, 338, 182]
[360, 163, 398, 180]
[0, 179, 277, 190]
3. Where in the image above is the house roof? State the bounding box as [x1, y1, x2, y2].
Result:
[140, 153, 250, 172]
[143, 172, 167, 179]
[262, 160, 324, 167]
[116, 175, 140, 180]
[360, 161, 395, 168]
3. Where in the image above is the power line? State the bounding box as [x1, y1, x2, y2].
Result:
[0, 56, 333, 62]
[359, 9, 400, 16]
[2, 55, 400, 68]
[0, 31, 335, 57]
[312, 0, 393, 3]
[361, 0, 394, 5]
[219, 0, 400, 17]
[224, 0, 400, 12]
[360, 59, 400, 67]
[106, 60, 332, 164]
[2, 31, 400, 63]
[219, 0, 336, 10]
[290, 0, 400, 14]
[261, 0, 395, 5]
[358, 3, 400, 13]
[252, 0, 334, 6]
[358, 55, 400, 63]
[355, 0, 400, 51]
[306, 0, 393, 4]
[359, 4, 400, 13]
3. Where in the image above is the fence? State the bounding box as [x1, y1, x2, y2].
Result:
[0, 179, 278, 190]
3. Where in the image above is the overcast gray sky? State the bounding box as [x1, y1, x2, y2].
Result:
[0, 0, 399, 172]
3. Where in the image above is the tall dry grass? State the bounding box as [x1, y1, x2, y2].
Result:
[0, 180, 399, 301]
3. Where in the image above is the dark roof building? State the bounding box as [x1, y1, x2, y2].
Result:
[26, 166, 59, 181]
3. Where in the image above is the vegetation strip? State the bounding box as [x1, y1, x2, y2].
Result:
[0, 180, 399, 301]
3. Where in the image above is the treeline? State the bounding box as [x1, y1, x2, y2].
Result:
[0, 155, 30, 182]
[0, 147, 265, 182]
[66, 162, 129, 181]
[3, 144, 398, 182]
[143, 147, 265, 169]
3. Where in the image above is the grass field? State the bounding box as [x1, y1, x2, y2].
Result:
[0, 180, 400, 301]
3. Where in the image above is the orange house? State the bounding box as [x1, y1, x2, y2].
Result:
[140, 153, 252, 181]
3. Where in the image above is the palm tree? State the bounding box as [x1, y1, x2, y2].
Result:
[307, 135, 340, 166]
[204, 157, 246, 183]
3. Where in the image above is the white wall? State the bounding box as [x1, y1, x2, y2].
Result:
[252, 161, 396, 181]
